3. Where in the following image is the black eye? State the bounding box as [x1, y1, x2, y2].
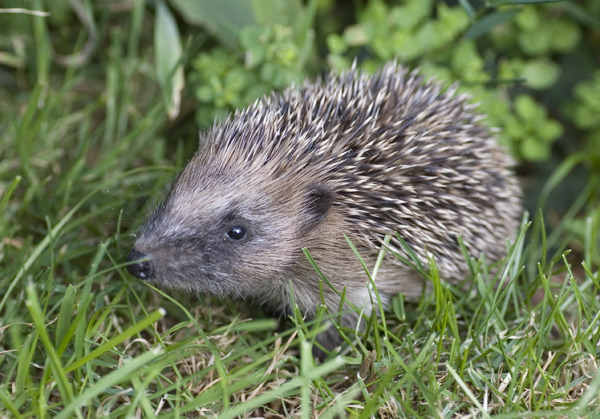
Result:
[227, 226, 246, 240]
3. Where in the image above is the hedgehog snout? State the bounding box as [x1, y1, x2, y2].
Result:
[126, 249, 155, 280]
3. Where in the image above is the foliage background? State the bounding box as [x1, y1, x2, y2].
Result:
[0, 0, 599, 417]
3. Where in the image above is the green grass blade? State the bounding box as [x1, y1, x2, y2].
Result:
[55, 347, 164, 419]
[55, 285, 76, 348]
[215, 357, 345, 419]
[0, 387, 24, 419]
[64, 308, 165, 373]
[25, 283, 75, 409]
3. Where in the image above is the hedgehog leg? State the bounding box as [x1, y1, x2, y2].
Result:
[312, 305, 365, 359]
[313, 324, 343, 360]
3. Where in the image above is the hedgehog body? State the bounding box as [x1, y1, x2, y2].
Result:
[127, 62, 521, 353]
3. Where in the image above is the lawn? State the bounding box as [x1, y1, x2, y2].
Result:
[1, 0, 599, 417]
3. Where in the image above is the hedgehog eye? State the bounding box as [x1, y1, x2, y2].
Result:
[226, 226, 246, 240]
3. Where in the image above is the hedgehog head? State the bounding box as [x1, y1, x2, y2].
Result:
[126, 101, 345, 299]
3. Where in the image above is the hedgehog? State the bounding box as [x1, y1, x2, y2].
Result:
[126, 61, 521, 355]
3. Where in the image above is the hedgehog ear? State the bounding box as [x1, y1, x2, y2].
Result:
[302, 184, 333, 232]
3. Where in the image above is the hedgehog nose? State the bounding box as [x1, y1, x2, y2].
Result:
[126, 250, 155, 280]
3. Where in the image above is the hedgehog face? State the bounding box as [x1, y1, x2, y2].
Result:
[126, 157, 334, 299]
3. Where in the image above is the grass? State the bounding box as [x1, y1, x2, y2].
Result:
[1, 2, 600, 418]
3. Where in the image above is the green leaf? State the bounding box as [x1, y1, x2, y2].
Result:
[154, 0, 184, 120]
[451, 41, 485, 80]
[521, 58, 560, 89]
[549, 18, 581, 53]
[251, 0, 303, 31]
[490, 0, 564, 5]
[521, 137, 549, 161]
[514, 94, 538, 121]
[464, 10, 519, 40]
[458, 0, 476, 18]
[169, 0, 257, 48]
[538, 119, 563, 141]
[515, 6, 539, 31]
